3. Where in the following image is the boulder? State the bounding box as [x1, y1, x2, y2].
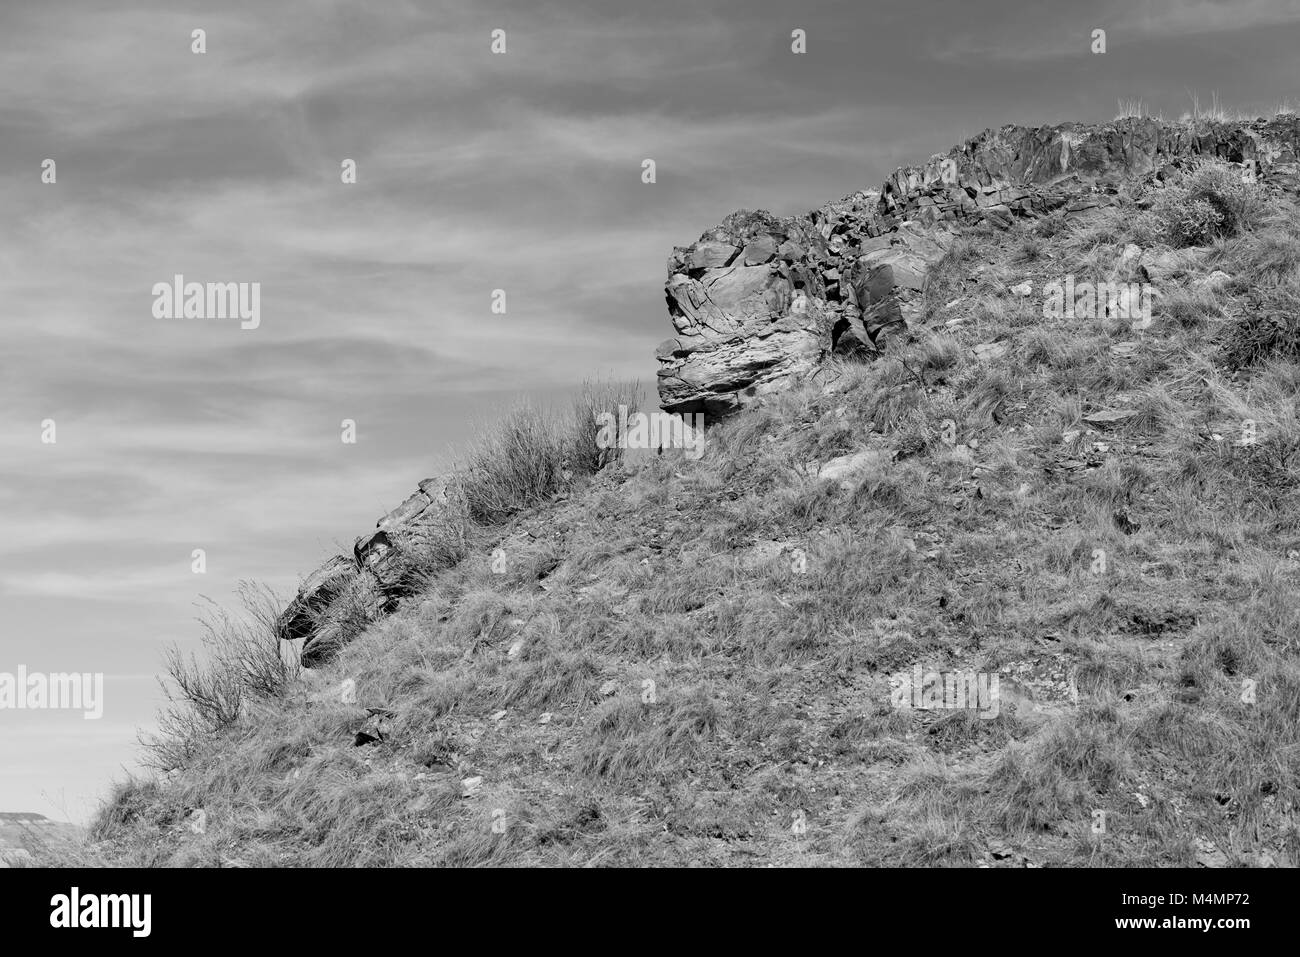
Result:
[816, 449, 894, 489]
[658, 254, 832, 414]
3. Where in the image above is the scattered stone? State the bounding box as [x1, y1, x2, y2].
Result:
[460, 776, 483, 798]
[1196, 270, 1233, 289]
[1084, 409, 1138, 428]
[816, 449, 892, 487]
[973, 341, 1009, 361]
[988, 840, 1015, 860]
[1194, 837, 1229, 868]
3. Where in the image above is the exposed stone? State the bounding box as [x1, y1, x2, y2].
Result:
[689, 241, 740, 271]
[973, 341, 1009, 361]
[1196, 270, 1233, 289]
[816, 449, 893, 488]
[277, 554, 357, 646]
[659, 116, 1300, 414]
[742, 236, 778, 265]
[1084, 409, 1139, 428]
[279, 477, 461, 666]
[1140, 248, 1199, 282]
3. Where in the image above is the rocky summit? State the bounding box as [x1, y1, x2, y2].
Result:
[657, 116, 1300, 414]
[278, 116, 1300, 669]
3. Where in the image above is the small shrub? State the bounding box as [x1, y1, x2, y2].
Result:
[1151, 158, 1259, 247]
[145, 584, 299, 769]
[1221, 284, 1300, 369]
[459, 380, 641, 524]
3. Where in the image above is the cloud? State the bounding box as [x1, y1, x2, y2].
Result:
[928, 0, 1300, 63]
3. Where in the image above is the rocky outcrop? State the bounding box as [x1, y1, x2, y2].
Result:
[658, 116, 1300, 414]
[657, 211, 837, 414]
[278, 477, 459, 666]
[282, 115, 1300, 664]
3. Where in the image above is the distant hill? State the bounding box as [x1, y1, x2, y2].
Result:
[0, 813, 83, 867]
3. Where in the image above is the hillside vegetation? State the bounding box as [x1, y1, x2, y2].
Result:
[46, 147, 1300, 869]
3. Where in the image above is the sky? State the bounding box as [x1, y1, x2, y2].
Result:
[1, 0, 1297, 823]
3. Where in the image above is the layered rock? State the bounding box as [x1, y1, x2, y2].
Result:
[658, 116, 1300, 414]
[278, 477, 458, 666]
[657, 211, 836, 414]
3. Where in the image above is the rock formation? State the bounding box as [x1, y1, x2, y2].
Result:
[657, 116, 1300, 414]
[278, 476, 460, 666]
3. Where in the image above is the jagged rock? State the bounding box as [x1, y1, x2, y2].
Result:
[277, 554, 358, 645]
[660, 116, 1300, 414]
[846, 226, 948, 346]
[689, 241, 740, 271]
[742, 236, 777, 265]
[279, 476, 458, 666]
[299, 571, 389, 666]
[658, 268, 832, 414]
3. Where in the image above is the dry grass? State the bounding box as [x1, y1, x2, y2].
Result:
[52, 169, 1300, 870]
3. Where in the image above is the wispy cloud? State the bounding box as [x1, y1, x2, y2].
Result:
[928, 0, 1300, 63]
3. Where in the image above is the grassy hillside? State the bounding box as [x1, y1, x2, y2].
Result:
[49, 157, 1300, 868]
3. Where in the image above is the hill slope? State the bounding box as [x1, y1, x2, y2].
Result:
[66, 117, 1300, 868]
